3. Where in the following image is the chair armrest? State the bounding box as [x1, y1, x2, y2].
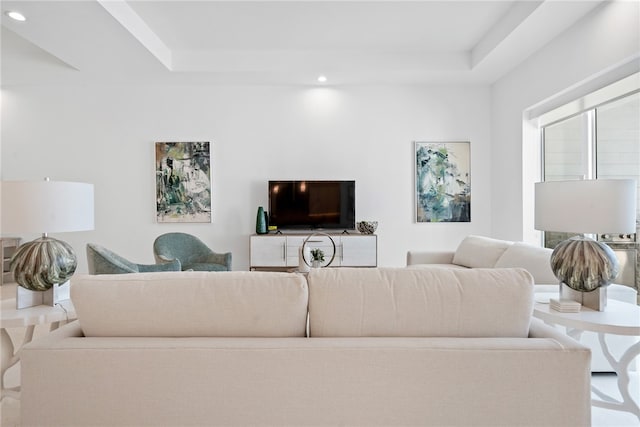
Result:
[154, 254, 175, 264]
[202, 252, 232, 270]
[406, 251, 455, 266]
[92, 258, 138, 274]
[138, 259, 182, 272]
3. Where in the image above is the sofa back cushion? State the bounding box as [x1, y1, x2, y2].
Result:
[308, 267, 534, 338]
[494, 242, 557, 284]
[451, 235, 513, 268]
[71, 271, 308, 337]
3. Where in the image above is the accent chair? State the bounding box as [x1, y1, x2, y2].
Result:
[153, 232, 232, 271]
[87, 243, 181, 274]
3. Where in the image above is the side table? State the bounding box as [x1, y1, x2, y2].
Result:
[1, 298, 76, 400]
[534, 300, 640, 420]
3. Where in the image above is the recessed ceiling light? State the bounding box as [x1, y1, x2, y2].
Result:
[5, 11, 26, 22]
[317, 75, 328, 83]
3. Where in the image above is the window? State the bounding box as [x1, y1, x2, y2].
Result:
[596, 94, 640, 183]
[541, 83, 640, 248]
[543, 113, 590, 182]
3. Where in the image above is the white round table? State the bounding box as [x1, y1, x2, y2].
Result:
[1, 298, 76, 400]
[534, 300, 640, 420]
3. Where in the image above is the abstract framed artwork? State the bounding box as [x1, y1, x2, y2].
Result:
[155, 141, 212, 223]
[415, 141, 471, 223]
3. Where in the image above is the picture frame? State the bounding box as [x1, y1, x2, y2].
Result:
[415, 141, 470, 223]
[155, 141, 212, 223]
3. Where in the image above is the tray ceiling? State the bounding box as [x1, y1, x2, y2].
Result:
[1, 0, 603, 85]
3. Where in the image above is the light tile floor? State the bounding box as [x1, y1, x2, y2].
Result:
[591, 372, 640, 426]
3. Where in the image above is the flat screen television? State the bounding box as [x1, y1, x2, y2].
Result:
[268, 180, 355, 230]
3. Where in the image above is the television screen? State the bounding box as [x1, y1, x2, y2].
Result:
[268, 180, 355, 230]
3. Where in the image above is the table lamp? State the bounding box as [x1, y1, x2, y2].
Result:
[1, 178, 94, 308]
[534, 179, 637, 310]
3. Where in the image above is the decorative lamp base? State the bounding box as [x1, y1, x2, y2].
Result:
[560, 283, 607, 311]
[10, 236, 77, 291]
[16, 281, 70, 309]
[550, 236, 619, 292]
[550, 235, 617, 312]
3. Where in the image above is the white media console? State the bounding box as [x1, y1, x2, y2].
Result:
[250, 233, 377, 270]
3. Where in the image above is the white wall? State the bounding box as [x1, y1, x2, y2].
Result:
[491, 0, 640, 243]
[4, 1, 637, 273]
[1, 84, 491, 271]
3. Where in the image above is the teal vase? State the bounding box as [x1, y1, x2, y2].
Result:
[256, 206, 267, 234]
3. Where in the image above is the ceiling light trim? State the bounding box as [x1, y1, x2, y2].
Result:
[5, 10, 26, 22]
[97, 0, 172, 71]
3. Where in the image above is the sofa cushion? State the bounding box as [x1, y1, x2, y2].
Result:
[71, 271, 308, 337]
[495, 242, 557, 284]
[452, 235, 513, 268]
[308, 267, 534, 338]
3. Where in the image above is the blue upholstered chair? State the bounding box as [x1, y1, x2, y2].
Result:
[153, 233, 232, 271]
[87, 243, 181, 275]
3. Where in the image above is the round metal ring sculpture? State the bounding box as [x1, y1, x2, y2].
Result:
[301, 232, 336, 268]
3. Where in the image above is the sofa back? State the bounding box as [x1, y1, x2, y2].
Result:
[72, 267, 536, 339]
[404, 235, 556, 284]
[71, 271, 308, 337]
[452, 235, 513, 268]
[308, 267, 534, 338]
[451, 235, 557, 284]
[494, 242, 557, 284]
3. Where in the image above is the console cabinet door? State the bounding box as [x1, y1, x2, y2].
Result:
[341, 235, 377, 267]
[285, 236, 305, 267]
[250, 236, 286, 267]
[284, 235, 343, 267]
[251, 234, 376, 269]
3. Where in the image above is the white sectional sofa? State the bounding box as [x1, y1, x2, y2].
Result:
[20, 268, 590, 426]
[407, 234, 639, 372]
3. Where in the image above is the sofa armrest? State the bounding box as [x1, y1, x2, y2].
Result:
[24, 321, 85, 349]
[406, 251, 455, 265]
[528, 318, 591, 351]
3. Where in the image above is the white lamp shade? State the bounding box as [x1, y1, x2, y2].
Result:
[1, 180, 94, 233]
[535, 179, 637, 234]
